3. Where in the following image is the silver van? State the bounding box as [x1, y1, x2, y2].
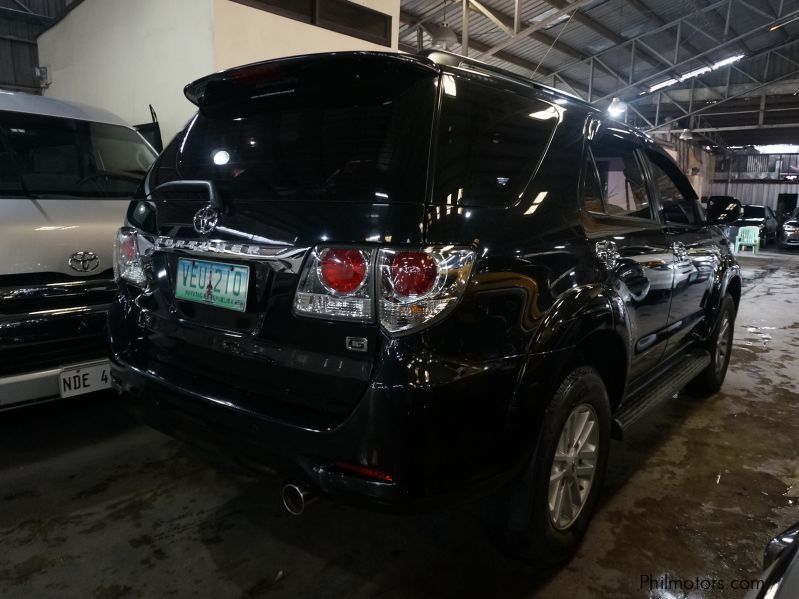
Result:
[0, 90, 157, 409]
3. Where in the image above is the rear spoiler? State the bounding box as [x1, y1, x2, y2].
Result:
[183, 51, 439, 110]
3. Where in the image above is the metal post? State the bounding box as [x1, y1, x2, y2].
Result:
[514, 0, 521, 34]
[758, 95, 766, 125]
[655, 92, 661, 127]
[725, 151, 732, 195]
[417, 25, 423, 51]
[724, 0, 732, 38]
[588, 57, 594, 103]
[462, 0, 469, 57]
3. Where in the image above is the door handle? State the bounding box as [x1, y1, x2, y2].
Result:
[595, 240, 620, 269]
[671, 241, 688, 260]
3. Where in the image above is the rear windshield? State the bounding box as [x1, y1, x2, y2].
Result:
[150, 64, 436, 204]
[742, 205, 765, 219]
[0, 111, 156, 198]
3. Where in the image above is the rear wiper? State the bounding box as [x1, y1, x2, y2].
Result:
[150, 180, 226, 213]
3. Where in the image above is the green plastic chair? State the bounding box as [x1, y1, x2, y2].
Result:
[735, 226, 760, 255]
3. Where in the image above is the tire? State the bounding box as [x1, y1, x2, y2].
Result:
[689, 294, 736, 396]
[498, 366, 611, 565]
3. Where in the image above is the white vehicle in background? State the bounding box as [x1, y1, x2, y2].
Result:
[0, 90, 157, 409]
[782, 207, 799, 249]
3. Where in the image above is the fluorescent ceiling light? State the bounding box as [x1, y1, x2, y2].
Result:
[770, 14, 799, 31]
[649, 78, 678, 92]
[680, 66, 711, 81]
[711, 54, 745, 69]
[647, 54, 745, 93]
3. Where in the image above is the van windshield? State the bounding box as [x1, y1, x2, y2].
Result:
[0, 111, 156, 198]
[149, 64, 436, 204]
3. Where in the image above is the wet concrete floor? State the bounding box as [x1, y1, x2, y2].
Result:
[1, 251, 798, 599]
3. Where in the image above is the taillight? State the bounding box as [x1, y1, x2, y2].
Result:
[388, 252, 439, 297]
[318, 249, 368, 295]
[377, 248, 474, 335]
[294, 247, 375, 322]
[113, 227, 147, 287]
[294, 245, 475, 334]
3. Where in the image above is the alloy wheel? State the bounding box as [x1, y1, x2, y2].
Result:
[548, 403, 599, 531]
[715, 312, 731, 376]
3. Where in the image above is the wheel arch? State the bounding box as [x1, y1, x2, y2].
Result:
[511, 285, 629, 445]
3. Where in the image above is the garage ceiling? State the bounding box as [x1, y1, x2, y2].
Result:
[399, 0, 799, 148]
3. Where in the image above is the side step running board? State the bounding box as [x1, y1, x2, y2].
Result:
[612, 350, 711, 440]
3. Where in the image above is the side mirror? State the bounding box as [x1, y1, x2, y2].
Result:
[707, 198, 742, 226]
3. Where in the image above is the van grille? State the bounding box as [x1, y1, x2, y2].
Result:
[0, 270, 116, 316]
[0, 334, 109, 377]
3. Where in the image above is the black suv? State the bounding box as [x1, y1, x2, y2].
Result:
[109, 51, 742, 563]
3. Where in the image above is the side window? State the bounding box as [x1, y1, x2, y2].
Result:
[590, 136, 653, 220]
[646, 153, 697, 225]
[433, 75, 559, 207]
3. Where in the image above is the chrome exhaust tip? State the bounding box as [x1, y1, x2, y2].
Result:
[282, 483, 315, 516]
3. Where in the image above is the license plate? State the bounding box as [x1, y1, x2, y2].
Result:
[60, 361, 111, 398]
[175, 257, 249, 312]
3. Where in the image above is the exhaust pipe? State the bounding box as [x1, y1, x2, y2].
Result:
[282, 483, 316, 515]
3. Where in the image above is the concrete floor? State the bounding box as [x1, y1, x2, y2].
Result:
[1, 251, 798, 599]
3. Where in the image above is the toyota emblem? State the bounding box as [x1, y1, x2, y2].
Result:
[193, 205, 219, 235]
[68, 251, 100, 273]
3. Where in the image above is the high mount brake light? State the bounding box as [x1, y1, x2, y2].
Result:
[294, 245, 475, 334]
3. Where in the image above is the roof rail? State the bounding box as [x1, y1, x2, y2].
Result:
[417, 49, 591, 107]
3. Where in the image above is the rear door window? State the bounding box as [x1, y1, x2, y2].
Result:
[433, 74, 559, 207]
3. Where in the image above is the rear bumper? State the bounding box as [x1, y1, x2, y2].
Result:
[109, 295, 527, 509]
[112, 356, 408, 508]
[783, 233, 799, 246]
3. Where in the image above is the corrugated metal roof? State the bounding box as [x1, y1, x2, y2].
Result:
[401, 0, 799, 144]
[400, 0, 799, 102]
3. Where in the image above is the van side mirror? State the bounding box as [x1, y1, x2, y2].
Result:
[707, 198, 742, 226]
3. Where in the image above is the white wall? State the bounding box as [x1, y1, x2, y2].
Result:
[37, 0, 401, 144]
[212, 0, 400, 72]
[38, 0, 214, 144]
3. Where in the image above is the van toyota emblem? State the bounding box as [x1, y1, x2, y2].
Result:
[193, 205, 219, 235]
[68, 251, 100, 272]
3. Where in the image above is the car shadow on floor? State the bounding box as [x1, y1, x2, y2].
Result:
[195, 393, 711, 599]
[0, 392, 138, 469]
